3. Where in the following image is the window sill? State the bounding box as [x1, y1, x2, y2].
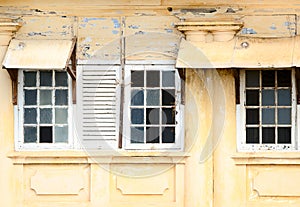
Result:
[7, 150, 190, 164]
[232, 152, 300, 165]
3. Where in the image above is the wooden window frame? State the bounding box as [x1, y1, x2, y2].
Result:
[15, 69, 74, 150]
[237, 68, 297, 151]
[123, 65, 184, 150]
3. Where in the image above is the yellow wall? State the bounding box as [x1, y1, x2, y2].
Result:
[2, 1, 300, 207]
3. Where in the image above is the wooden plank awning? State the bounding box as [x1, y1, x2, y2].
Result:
[3, 39, 76, 70]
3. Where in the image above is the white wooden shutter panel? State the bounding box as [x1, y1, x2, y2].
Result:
[78, 65, 120, 150]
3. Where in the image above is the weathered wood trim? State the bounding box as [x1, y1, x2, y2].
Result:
[234, 68, 240, 105]
[4, 67, 18, 105]
[178, 68, 185, 105]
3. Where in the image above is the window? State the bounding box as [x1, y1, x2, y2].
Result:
[16, 70, 73, 150]
[238, 69, 296, 151]
[123, 65, 184, 150]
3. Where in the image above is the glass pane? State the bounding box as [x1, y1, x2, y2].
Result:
[55, 72, 68, 87]
[146, 127, 159, 143]
[24, 72, 36, 87]
[55, 126, 68, 143]
[246, 127, 259, 144]
[262, 70, 275, 87]
[40, 90, 52, 105]
[146, 71, 160, 87]
[262, 127, 275, 144]
[162, 71, 175, 87]
[278, 89, 291, 106]
[55, 90, 68, 105]
[262, 108, 275, 124]
[146, 90, 159, 106]
[277, 70, 291, 87]
[246, 109, 259, 124]
[24, 90, 37, 105]
[131, 71, 144, 87]
[162, 108, 175, 124]
[24, 108, 37, 124]
[55, 108, 68, 124]
[40, 108, 52, 124]
[162, 127, 175, 143]
[262, 89, 275, 106]
[246, 70, 259, 87]
[131, 90, 144, 106]
[278, 108, 291, 124]
[278, 127, 291, 144]
[246, 90, 259, 106]
[146, 108, 159, 125]
[24, 127, 37, 143]
[131, 127, 144, 143]
[162, 89, 175, 106]
[40, 71, 52, 86]
[40, 126, 53, 143]
[131, 109, 144, 124]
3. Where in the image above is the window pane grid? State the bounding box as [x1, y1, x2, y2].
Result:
[245, 70, 293, 146]
[23, 70, 69, 144]
[130, 69, 176, 144]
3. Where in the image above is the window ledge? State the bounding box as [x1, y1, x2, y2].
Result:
[232, 152, 300, 165]
[7, 151, 190, 164]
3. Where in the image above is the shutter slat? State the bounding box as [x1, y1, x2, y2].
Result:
[80, 65, 119, 147]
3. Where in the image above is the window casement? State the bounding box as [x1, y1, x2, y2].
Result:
[16, 70, 73, 150]
[238, 69, 297, 151]
[123, 65, 184, 150]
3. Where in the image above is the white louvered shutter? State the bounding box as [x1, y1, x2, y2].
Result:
[77, 65, 120, 150]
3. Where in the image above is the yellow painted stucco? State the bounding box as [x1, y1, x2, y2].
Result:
[1, 1, 300, 207]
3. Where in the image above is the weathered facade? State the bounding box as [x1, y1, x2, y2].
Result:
[1, 1, 300, 207]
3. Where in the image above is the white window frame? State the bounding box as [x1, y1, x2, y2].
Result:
[123, 65, 184, 150]
[15, 69, 74, 150]
[237, 68, 297, 151]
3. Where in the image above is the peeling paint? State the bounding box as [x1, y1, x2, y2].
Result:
[241, 28, 257, 34]
[112, 18, 120, 28]
[135, 31, 145, 35]
[270, 24, 277, 30]
[165, 29, 173, 33]
[83, 17, 106, 23]
[128, 25, 140, 29]
[80, 24, 86, 28]
[112, 30, 119, 34]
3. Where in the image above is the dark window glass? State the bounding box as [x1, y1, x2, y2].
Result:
[40, 108, 52, 124]
[278, 108, 291, 124]
[146, 127, 159, 143]
[162, 89, 175, 106]
[162, 108, 175, 124]
[146, 89, 159, 106]
[40, 126, 53, 143]
[55, 90, 68, 105]
[55, 126, 68, 143]
[24, 90, 37, 105]
[162, 71, 175, 87]
[262, 89, 275, 106]
[40, 71, 52, 86]
[131, 109, 144, 124]
[162, 127, 175, 143]
[278, 127, 291, 144]
[24, 108, 37, 124]
[24, 127, 37, 143]
[246, 90, 259, 106]
[262, 127, 275, 144]
[246, 127, 259, 143]
[55, 72, 68, 87]
[131, 90, 144, 106]
[131, 127, 144, 143]
[262, 108, 275, 124]
[24, 72, 36, 87]
[146, 108, 159, 125]
[277, 70, 291, 87]
[131, 71, 144, 87]
[278, 89, 291, 106]
[262, 70, 275, 87]
[146, 71, 160, 87]
[246, 70, 259, 87]
[246, 109, 259, 124]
